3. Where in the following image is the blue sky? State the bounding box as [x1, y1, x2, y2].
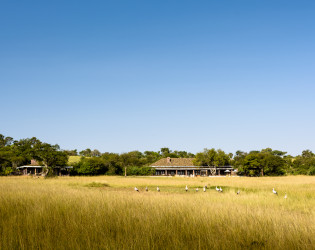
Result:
[1, 0, 315, 156]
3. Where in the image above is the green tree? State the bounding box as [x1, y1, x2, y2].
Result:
[291, 150, 315, 175]
[193, 148, 230, 167]
[79, 148, 92, 157]
[0, 134, 14, 147]
[34, 143, 68, 176]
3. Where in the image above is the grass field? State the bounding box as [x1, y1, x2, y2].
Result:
[68, 155, 82, 164]
[0, 176, 314, 249]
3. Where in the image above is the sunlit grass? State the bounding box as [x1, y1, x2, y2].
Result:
[68, 155, 82, 164]
[0, 176, 314, 249]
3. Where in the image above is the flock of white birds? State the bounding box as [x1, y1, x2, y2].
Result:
[134, 186, 287, 198]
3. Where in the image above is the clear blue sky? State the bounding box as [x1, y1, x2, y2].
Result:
[1, 0, 314, 156]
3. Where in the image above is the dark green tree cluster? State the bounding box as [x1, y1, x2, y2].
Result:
[193, 148, 231, 167]
[232, 148, 287, 176]
[289, 150, 315, 175]
[72, 153, 121, 175]
[0, 134, 68, 176]
[79, 149, 101, 157]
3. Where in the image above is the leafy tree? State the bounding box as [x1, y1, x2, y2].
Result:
[34, 143, 68, 176]
[173, 151, 195, 158]
[79, 148, 92, 157]
[73, 157, 108, 175]
[143, 151, 161, 164]
[160, 148, 171, 157]
[0, 134, 14, 147]
[235, 149, 286, 176]
[193, 148, 230, 167]
[291, 150, 315, 175]
[63, 149, 78, 156]
[101, 153, 122, 175]
[91, 149, 101, 157]
[126, 166, 155, 176]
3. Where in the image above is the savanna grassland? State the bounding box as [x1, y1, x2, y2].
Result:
[0, 176, 314, 250]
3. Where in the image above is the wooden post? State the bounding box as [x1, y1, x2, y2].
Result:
[35, 168, 37, 176]
[176, 169, 178, 175]
[165, 170, 168, 176]
[185, 170, 187, 176]
[125, 167, 127, 177]
[193, 169, 195, 177]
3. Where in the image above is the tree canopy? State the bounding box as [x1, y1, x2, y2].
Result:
[1, 134, 314, 176]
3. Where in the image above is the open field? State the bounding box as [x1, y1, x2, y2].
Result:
[0, 176, 314, 249]
[68, 155, 82, 164]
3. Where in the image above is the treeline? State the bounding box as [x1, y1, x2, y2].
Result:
[232, 149, 315, 176]
[193, 148, 314, 176]
[1, 134, 315, 176]
[0, 135, 68, 176]
[69, 148, 195, 175]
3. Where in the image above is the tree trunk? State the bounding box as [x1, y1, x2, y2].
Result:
[42, 165, 49, 177]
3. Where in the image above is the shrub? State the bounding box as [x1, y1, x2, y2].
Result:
[126, 166, 155, 176]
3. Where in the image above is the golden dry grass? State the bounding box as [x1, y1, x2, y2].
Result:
[0, 176, 314, 249]
[68, 155, 82, 164]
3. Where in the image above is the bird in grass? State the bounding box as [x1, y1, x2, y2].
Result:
[145, 186, 148, 192]
[203, 186, 206, 192]
[272, 188, 278, 195]
[157, 186, 160, 192]
[185, 185, 188, 192]
[237, 189, 240, 195]
[196, 187, 199, 192]
[284, 192, 287, 199]
[134, 187, 139, 192]
[215, 186, 219, 192]
[219, 187, 223, 192]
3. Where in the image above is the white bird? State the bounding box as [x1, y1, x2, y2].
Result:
[203, 186, 206, 192]
[157, 186, 160, 192]
[185, 185, 188, 192]
[272, 188, 278, 195]
[145, 186, 148, 192]
[196, 187, 199, 192]
[284, 192, 287, 199]
[134, 187, 139, 192]
[219, 187, 223, 192]
[215, 186, 219, 192]
[237, 189, 240, 195]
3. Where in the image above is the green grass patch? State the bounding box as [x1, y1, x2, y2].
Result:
[68, 155, 82, 164]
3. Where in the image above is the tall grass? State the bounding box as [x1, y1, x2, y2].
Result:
[0, 176, 314, 249]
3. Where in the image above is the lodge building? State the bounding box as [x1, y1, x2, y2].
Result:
[151, 157, 236, 177]
[17, 160, 72, 176]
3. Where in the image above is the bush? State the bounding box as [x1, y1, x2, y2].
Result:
[126, 166, 155, 176]
[308, 167, 315, 176]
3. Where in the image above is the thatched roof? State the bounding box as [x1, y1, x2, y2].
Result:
[151, 158, 195, 167]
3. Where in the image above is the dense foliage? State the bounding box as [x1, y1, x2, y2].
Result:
[193, 148, 232, 167]
[232, 149, 287, 176]
[1, 134, 315, 176]
[0, 134, 67, 176]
